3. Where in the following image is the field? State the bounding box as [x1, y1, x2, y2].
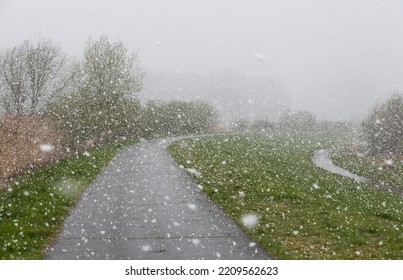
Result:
[332, 151, 403, 195]
[169, 133, 403, 259]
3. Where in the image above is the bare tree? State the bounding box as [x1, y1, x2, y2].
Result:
[0, 39, 66, 114]
[25, 40, 66, 112]
[0, 43, 29, 114]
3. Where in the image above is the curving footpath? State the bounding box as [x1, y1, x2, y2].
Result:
[45, 138, 271, 260]
[312, 149, 368, 183]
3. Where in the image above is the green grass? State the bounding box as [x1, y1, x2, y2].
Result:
[168, 133, 403, 259]
[0, 139, 136, 259]
[331, 152, 403, 194]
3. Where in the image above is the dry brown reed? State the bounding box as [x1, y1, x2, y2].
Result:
[0, 114, 65, 185]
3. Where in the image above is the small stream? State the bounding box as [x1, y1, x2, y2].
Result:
[312, 149, 368, 183]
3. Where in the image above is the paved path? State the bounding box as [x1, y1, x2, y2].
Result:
[45, 138, 271, 260]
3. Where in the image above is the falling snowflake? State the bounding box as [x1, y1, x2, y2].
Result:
[186, 168, 201, 177]
[188, 203, 197, 210]
[39, 144, 54, 153]
[191, 238, 201, 246]
[142, 245, 151, 252]
[253, 52, 265, 62]
[241, 213, 259, 228]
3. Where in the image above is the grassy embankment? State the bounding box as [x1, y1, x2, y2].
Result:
[332, 151, 403, 194]
[169, 133, 403, 259]
[0, 140, 136, 259]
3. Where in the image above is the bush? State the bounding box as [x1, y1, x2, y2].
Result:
[47, 91, 142, 149]
[362, 93, 403, 155]
[250, 120, 277, 133]
[141, 100, 216, 137]
[279, 111, 317, 132]
[232, 118, 250, 133]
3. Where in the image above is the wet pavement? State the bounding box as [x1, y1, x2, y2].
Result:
[45, 138, 272, 260]
[312, 149, 368, 183]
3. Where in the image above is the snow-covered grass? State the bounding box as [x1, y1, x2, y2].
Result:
[0, 139, 136, 259]
[169, 133, 403, 259]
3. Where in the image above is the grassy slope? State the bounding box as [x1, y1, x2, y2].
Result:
[332, 153, 403, 194]
[0, 140, 136, 259]
[169, 133, 403, 259]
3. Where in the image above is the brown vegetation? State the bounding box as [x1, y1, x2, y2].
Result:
[0, 114, 65, 185]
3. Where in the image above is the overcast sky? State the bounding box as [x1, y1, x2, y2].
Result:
[1, 0, 403, 120]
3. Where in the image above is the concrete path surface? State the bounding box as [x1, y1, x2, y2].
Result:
[312, 149, 368, 183]
[45, 138, 271, 260]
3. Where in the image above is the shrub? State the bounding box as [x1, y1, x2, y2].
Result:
[232, 118, 250, 133]
[250, 120, 277, 133]
[362, 93, 403, 155]
[47, 91, 142, 149]
[279, 111, 317, 132]
[141, 100, 216, 137]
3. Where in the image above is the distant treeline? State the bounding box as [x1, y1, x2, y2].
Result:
[231, 110, 357, 134]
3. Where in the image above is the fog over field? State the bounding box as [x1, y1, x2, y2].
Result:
[1, 0, 403, 264]
[1, 0, 403, 122]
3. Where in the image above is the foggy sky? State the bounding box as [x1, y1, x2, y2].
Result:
[1, 0, 403, 121]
